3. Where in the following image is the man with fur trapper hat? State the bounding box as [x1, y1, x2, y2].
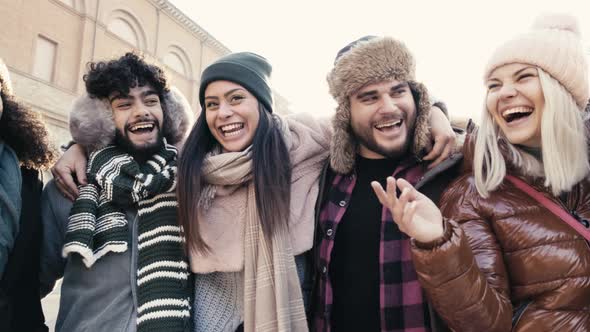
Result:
[0, 58, 55, 332]
[39, 53, 194, 332]
[311, 36, 464, 331]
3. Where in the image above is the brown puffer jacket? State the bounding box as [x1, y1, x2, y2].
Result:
[411, 171, 590, 332]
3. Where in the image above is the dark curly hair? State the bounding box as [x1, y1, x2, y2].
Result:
[0, 88, 57, 169]
[84, 52, 169, 100]
[83, 52, 179, 141]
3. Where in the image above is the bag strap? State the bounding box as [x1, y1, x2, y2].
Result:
[505, 175, 590, 241]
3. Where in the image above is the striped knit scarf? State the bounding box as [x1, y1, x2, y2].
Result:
[62, 142, 191, 332]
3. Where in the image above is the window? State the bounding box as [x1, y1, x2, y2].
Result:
[107, 18, 139, 47]
[33, 36, 57, 82]
[164, 52, 187, 76]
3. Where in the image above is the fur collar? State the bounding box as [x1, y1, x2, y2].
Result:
[0, 58, 13, 97]
[69, 87, 194, 152]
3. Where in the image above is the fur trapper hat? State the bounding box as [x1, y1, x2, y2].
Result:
[327, 36, 432, 174]
[69, 86, 194, 152]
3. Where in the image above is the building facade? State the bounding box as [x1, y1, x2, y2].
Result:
[0, 0, 290, 147]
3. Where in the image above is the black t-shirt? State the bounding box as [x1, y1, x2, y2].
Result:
[329, 156, 400, 331]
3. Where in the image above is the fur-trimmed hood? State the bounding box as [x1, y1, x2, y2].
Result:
[0, 58, 13, 98]
[69, 86, 194, 152]
[327, 36, 432, 174]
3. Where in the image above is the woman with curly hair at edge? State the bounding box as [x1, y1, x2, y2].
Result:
[0, 58, 56, 332]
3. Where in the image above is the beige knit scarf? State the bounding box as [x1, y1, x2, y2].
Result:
[199, 147, 308, 332]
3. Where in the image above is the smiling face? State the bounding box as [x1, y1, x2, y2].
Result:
[204, 80, 260, 152]
[486, 63, 545, 148]
[110, 85, 164, 156]
[349, 79, 417, 159]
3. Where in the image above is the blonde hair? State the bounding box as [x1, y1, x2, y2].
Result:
[474, 68, 589, 198]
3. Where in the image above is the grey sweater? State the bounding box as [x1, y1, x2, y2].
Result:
[40, 180, 139, 332]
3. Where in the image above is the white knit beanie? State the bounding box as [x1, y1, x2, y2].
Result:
[484, 13, 589, 109]
[0, 58, 14, 96]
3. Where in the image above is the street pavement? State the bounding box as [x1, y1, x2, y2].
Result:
[41, 279, 61, 332]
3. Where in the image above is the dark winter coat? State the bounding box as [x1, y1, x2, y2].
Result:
[0, 167, 47, 332]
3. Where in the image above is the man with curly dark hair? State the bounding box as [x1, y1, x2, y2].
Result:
[53, 53, 188, 199]
[0, 58, 55, 332]
[40, 52, 194, 332]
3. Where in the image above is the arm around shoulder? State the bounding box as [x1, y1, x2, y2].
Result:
[285, 112, 333, 147]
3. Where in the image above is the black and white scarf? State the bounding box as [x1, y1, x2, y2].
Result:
[63, 141, 191, 332]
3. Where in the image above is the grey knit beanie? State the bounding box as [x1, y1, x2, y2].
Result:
[199, 52, 273, 112]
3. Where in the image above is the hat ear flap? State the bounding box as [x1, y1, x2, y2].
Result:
[408, 81, 432, 159]
[330, 101, 357, 174]
[69, 94, 115, 153]
[161, 86, 194, 146]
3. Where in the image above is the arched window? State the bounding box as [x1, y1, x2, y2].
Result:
[107, 18, 139, 47]
[162, 45, 193, 78]
[164, 52, 187, 76]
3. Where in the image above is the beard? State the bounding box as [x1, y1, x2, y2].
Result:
[115, 128, 164, 159]
[351, 113, 416, 160]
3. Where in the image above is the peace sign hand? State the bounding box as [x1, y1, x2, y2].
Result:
[371, 177, 444, 243]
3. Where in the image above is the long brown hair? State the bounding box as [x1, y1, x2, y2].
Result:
[177, 103, 291, 253]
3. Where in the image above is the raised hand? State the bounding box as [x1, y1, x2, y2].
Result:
[371, 177, 444, 243]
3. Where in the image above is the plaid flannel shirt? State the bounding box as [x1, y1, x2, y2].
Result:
[315, 158, 430, 332]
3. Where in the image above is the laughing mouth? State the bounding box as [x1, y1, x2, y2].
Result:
[219, 122, 245, 137]
[127, 121, 156, 134]
[374, 119, 403, 131]
[502, 107, 534, 123]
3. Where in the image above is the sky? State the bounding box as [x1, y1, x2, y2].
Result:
[169, 0, 590, 121]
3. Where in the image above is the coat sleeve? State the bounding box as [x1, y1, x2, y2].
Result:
[411, 175, 512, 332]
[285, 113, 333, 147]
[39, 180, 72, 298]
